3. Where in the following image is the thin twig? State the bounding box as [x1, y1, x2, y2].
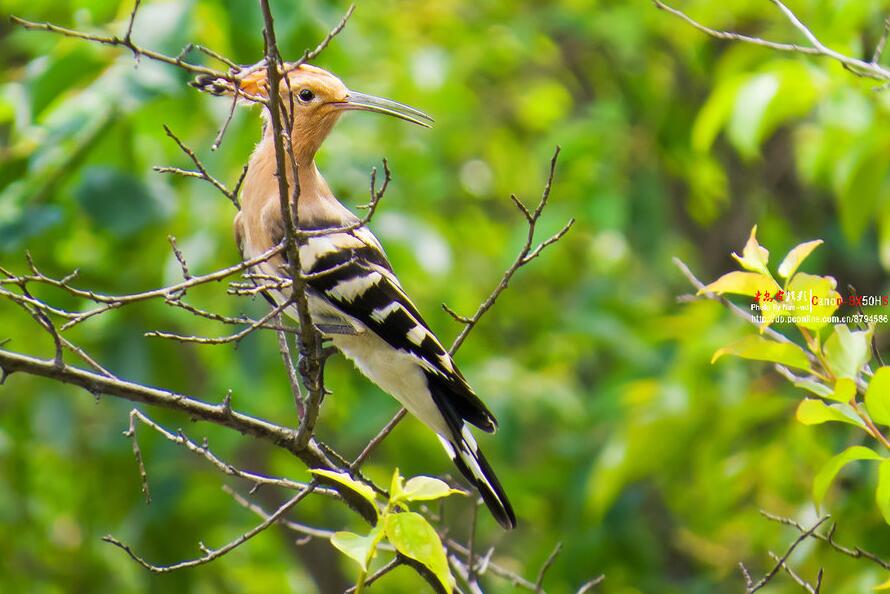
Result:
[276, 318, 305, 419]
[127, 408, 332, 494]
[745, 516, 829, 593]
[224, 485, 338, 540]
[144, 298, 291, 344]
[158, 124, 240, 208]
[449, 147, 572, 354]
[103, 481, 317, 572]
[535, 542, 563, 592]
[124, 410, 152, 504]
[9, 15, 228, 79]
[0, 348, 378, 523]
[291, 4, 356, 68]
[760, 511, 890, 571]
[768, 551, 820, 594]
[653, 1, 890, 84]
[576, 575, 606, 593]
[350, 408, 407, 471]
[874, 18, 890, 65]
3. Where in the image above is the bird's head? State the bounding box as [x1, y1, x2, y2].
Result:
[195, 63, 432, 161]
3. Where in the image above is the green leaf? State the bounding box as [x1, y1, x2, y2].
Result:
[731, 226, 770, 275]
[711, 335, 810, 371]
[385, 512, 453, 593]
[785, 273, 840, 331]
[812, 445, 881, 508]
[778, 240, 823, 280]
[310, 469, 378, 511]
[400, 476, 467, 502]
[866, 367, 890, 426]
[827, 378, 857, 404]
[390, 468, 404, 503]
[727, 62, 819, 160]
[796, 399, 865, 429]
[699, 271, 778, 298]
[692, 75, 744, 153]
[824, 325, 872, 380]
[728, 72, 781, 160]
[878, 459, 890, 526]
[331, 530, 380, 571]
[874, 575, 890, 591]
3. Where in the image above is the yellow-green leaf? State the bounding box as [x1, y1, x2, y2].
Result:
[813, 445, 881, 508]
[785, 273, 840, 331]
[878, 459, 890, 526]
[824, 325, 872, 380]
[827, 377, 857, 403]
[866, 367, 890, 426]
[699, 271, 778, 298]
[796, 399, 865, 429]
[711, 335, 810, 371]
[310, 469, 378, 511]
[390, 468, 404, 503]
[731, 225, 770, 275]
[330, 530, 380, 571]
[385, 512, 454, 594]
[778, 239, 823, 280]
[400, 476, 467, 502]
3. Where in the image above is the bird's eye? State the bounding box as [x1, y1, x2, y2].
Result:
[298, 89, 315, 102]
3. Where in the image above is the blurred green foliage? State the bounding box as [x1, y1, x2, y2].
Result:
[2, 0, 890, 592]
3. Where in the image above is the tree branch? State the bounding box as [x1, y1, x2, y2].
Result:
[654, 1, 890, 85]
[103, 480, 318, 572]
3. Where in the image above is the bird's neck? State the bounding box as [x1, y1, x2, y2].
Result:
[243, 134, 353, 230]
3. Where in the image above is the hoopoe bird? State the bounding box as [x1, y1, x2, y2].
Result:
[195, 63, 516, 529]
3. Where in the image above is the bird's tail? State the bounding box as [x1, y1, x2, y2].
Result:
[438, 429, 516, 529]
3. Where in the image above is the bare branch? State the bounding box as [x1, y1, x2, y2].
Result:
[346, 558, 403, 593]
[875, 18, 890, 65]
[746, 516, 829, 593]
[761, 511, 890, 571]
[535, 542, 563, 592]
[449, 147, 571, 354]
[576, 575, 606, 593]
[157, 124, 240, 209]
[123, 0, 141, 47]
[124, 410, 152, 504]
[167, 235, 192, 284]
[768, 551, 820, 594]
[291, 4, 356, 67]
[127, 408, 333, 495]
[276, 319, 305, 419]
[103, 480, 317, 572]
[9, 15, 228, 79]
[145, 298, 291, 344]
[0, 347, 378, 523]
[225, 485, 337, 540]
[350, 408, 408, 471]
[653, 1, 890, 84]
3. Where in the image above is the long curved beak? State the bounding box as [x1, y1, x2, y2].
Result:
[335, 91, 433, 128]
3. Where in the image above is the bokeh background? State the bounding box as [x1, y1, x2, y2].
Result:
[2, 0, 890, 592]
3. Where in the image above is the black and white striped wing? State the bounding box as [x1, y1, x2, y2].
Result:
[301, 228, 497, 433]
